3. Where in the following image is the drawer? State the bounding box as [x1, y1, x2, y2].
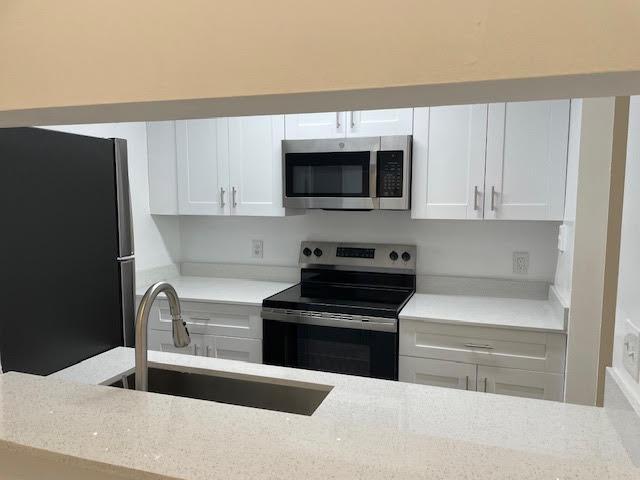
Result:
[149, 300, 262, 339]
[399, 320, 565, 374]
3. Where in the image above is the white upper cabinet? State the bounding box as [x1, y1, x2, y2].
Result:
[346, 108, 413, 137]
[284, 108, 413, 139]
[284, 112, 346, 139]
[484, 100, 570, 220]
[149, 115, 292, 217]
[228, 115, 287, 216]
[176, 119, 229, 215]
[412, 105, 488, 220]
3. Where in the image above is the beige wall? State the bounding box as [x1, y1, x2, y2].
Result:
[2, 1, 640, 125]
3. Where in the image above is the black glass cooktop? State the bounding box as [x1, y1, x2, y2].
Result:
[263, 268, 415, 318]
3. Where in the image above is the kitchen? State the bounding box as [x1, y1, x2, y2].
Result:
[2, 3, 640, 479]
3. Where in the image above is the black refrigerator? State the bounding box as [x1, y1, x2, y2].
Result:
[0, 127, 135, 375]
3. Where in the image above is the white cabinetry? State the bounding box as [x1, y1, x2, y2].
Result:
[399, 320, 566, 401]
[145, 299, 263, 364]
[412, 105, 487, 219]
[484, 100, 570, 220]
[412, 100, 570, 221]
[399, 357, 476, 390]
[284, 108, 413, 140]
[176, 118, 228, 215]
[147, 115, 292, 217]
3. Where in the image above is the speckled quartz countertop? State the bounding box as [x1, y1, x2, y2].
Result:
[0, 347, 634, 479]
[400, 293, 566, 332]
[135, 276, 294, 306]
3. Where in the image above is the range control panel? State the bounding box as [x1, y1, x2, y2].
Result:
[299, 241, 416, 272]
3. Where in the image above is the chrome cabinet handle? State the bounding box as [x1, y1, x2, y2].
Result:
[206, 345, 212, 357]
[483, 377, 488, 392]
[350, 111, 355, 128]
[464, 343, 494, 350]
[193, 344, 199, 356]
[220, 187, 226, 207]
[490, 186, 496, 211]
[473, 186, 479, 211]
[336, 112, 341, 129]
[464, 375, 469, 390]
[232, 186, 237, 207]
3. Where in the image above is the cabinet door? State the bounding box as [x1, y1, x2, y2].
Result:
[146, 121, 179, 215]
[148, 329, 204, 356]
[203, 335, 262, 363]
[346, 108, 413, 137]
[399, 356, 477, 390]
[485, 100, 570, 220]
[411, 105, 487, 219]
[477, 365, 564, 401]
[284, 112, 345, 139]
[228, 115, 287, 216]
[176, 118, 229, 215]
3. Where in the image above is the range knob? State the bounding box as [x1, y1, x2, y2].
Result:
[313, 248, 323, 257]
[389, 251, 399, 261]
[401, 251, 411, 262]
[303, 247, 312, 257]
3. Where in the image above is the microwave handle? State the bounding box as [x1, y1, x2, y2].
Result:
[369, 150, 378, 198]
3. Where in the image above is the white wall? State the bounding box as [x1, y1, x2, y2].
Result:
[613, 95, 640, 404]
[44, 123, 181, 272]
[180, 212, 560, 281]
[553, 99, 581, 305]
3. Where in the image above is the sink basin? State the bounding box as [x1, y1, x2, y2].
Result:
[110, 367, 332, 416]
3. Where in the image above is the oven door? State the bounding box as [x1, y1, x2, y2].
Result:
[283, 137, 378, 210]
[263, 319, 398, 380]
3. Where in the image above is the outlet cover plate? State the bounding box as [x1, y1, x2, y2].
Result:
[251, 239, 264, 259]
[623, 319, 640, 382]
[513, 252, 530, 275]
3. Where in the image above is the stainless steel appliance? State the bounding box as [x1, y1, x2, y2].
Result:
[282, 135, 412, 210]
[262, 241, 416, 380]
[1, 127, 135, 375]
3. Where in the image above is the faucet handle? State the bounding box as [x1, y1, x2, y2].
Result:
[172, 316, 191, 348]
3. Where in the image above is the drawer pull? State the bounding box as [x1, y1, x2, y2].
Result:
[464, 343, 494, 350]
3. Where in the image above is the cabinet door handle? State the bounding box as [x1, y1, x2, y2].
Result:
[232, 186, 237, 207]
[464, 375, 469, 390]
[490, 186, 497, 211]
[464, 343, 494, 350]
[483, 377, 488, 392]
[350, 111, 355, 128]
[206, 345, 212, 357]
[220, 187, 226, 207]
[336, 112, 341, 129]
[193, 344, 199, 356]
[473, 186, 479, 211]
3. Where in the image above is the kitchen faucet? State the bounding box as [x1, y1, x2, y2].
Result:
[135, 281, 190, 391]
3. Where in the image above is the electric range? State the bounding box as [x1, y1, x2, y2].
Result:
[262, 241, 416, 380]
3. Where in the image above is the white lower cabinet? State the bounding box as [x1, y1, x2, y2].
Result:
[145, 299, 263, 364]
[399, 357, 476, 390]
[399, 320, 566, 401]
[477, 365, 564, 401]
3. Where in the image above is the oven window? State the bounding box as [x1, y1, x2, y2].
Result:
[285, 151, 370, 197]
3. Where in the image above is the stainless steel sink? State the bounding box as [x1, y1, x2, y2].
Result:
[110, 367, 332, 416]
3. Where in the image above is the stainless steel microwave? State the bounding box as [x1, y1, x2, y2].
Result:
[282, 135, 412, 210]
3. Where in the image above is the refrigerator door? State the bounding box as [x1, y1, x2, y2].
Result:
[0, 127, 127, 375]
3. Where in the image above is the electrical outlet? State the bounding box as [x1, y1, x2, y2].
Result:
[512, 252, 529, 275]
[623, 319, 640, 382]
[557, 225, 567, 252]
[251, 239, 264, 259]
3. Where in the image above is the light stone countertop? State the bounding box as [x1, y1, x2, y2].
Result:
[0, 347, 624, 478]
[400, 293, 566, 332]
[136, 275, 294, 307]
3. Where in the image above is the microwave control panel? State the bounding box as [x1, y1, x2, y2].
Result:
[377, 151, 404, 198]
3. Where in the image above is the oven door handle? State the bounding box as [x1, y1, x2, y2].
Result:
[261, 308, 397, 333]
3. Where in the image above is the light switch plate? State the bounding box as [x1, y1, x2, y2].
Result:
[623, 319, 640, 382]
[512, 252, 529, 275]
[557, 225, 567, 252]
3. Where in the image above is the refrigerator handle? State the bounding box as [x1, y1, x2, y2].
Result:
[113, 138, 134, 257]
[119, 258, 136, 347]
